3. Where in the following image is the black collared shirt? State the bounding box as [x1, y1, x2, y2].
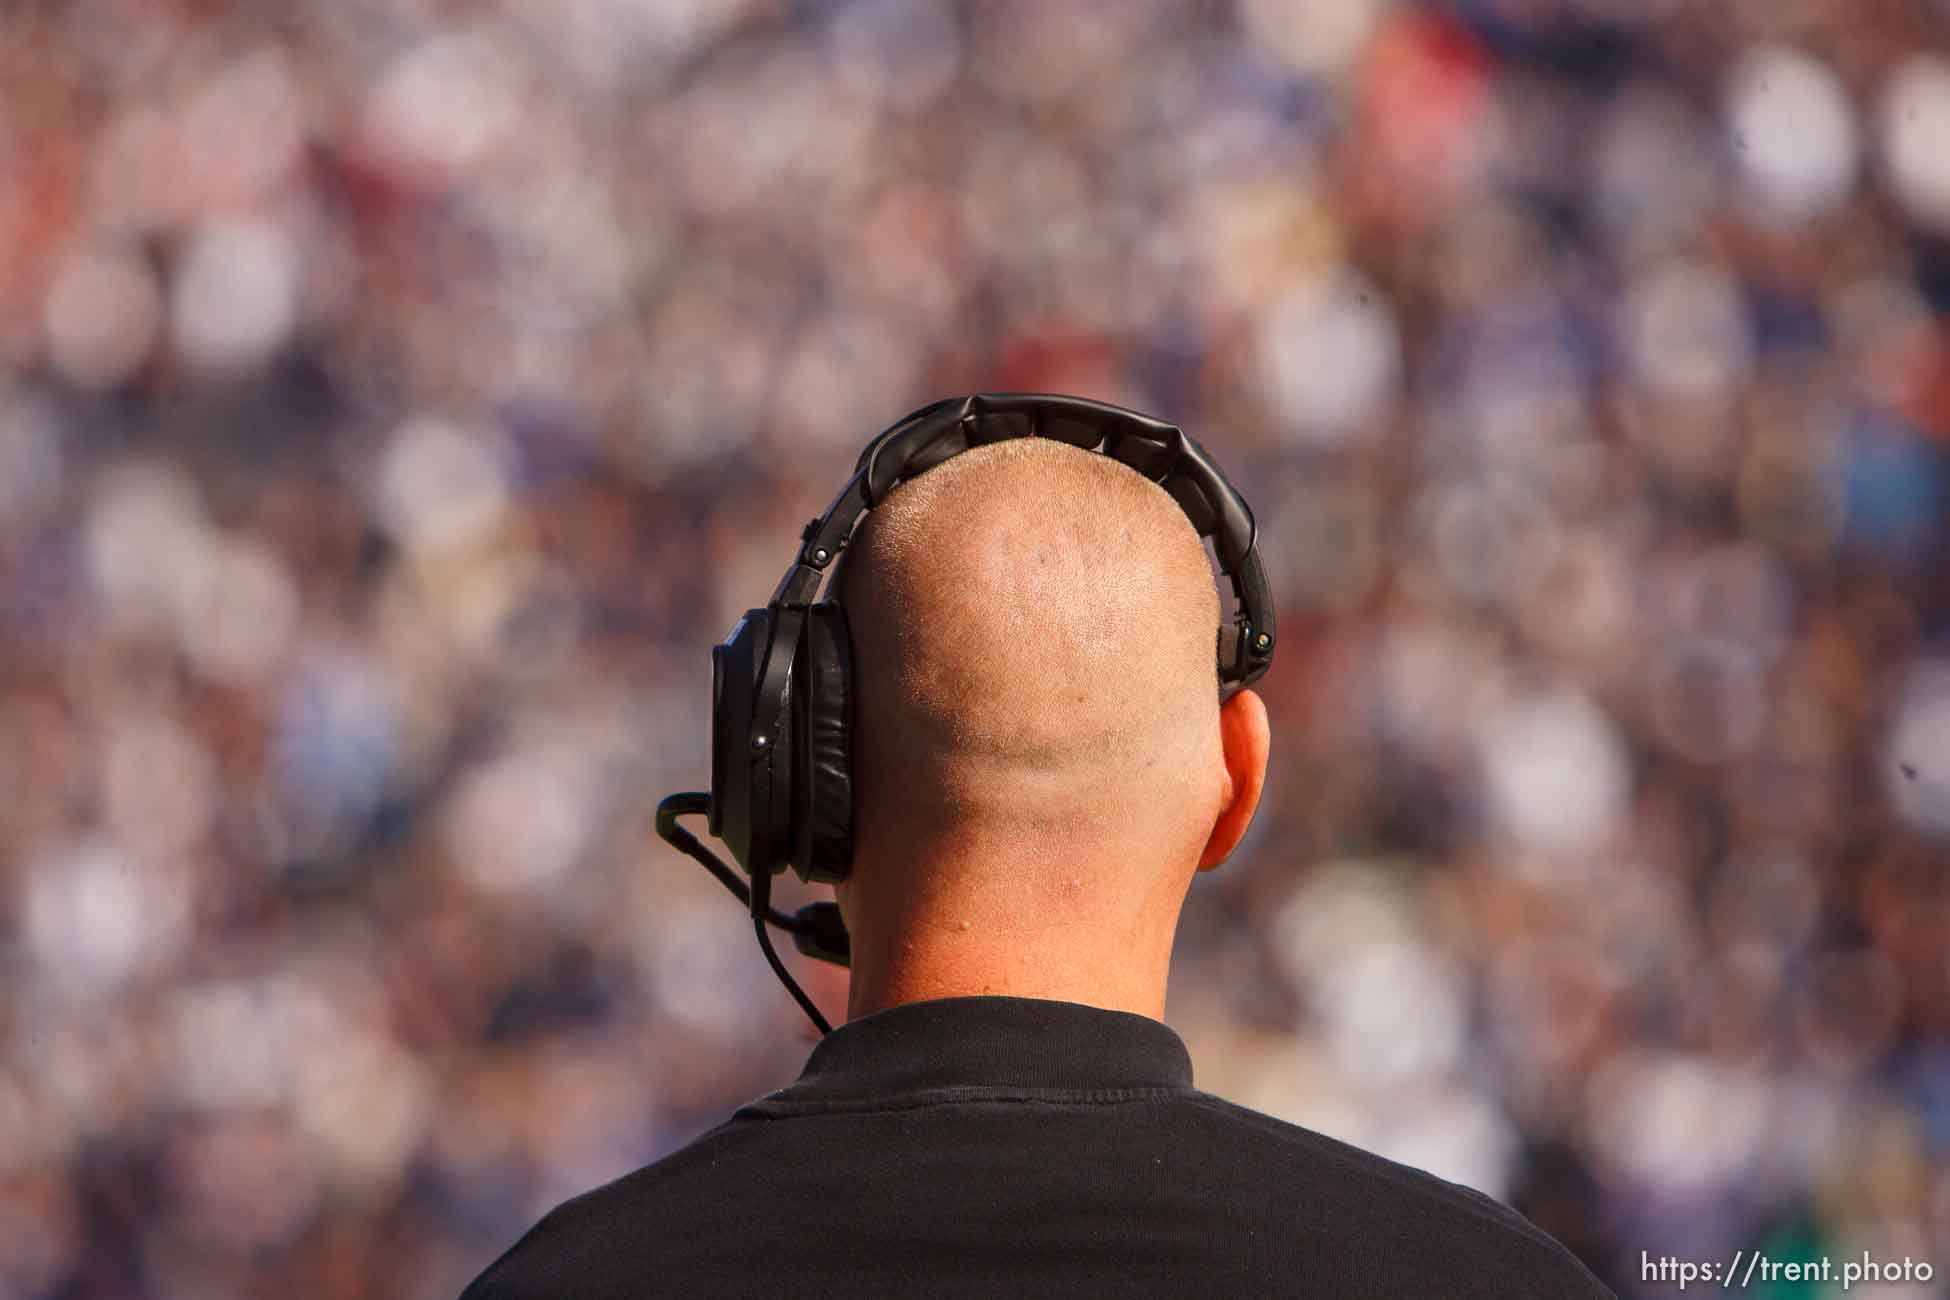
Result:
[460, 997, 1614, 1298]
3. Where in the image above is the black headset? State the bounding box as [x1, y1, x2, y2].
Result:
[656, 393, 1276, 1034]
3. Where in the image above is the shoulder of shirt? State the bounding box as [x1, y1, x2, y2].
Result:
[1181, 1091, 1614, 1296]
[455, 1118, 758, 1300]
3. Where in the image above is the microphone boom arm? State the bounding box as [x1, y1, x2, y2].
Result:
[655, 792, 847, 1035]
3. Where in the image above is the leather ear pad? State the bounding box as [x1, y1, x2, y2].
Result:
[792, 601, 854, 883]
[709, 609, 766, 864]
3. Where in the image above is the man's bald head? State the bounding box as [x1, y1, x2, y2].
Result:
[833, 438, 1227, 880]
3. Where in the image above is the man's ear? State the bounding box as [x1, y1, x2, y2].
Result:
[1198, 688, 1270, 872]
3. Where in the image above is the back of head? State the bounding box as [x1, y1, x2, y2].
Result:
[834, 438, 1227, 917]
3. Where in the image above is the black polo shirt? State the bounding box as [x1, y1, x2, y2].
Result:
[460, 996, 1614, 1298]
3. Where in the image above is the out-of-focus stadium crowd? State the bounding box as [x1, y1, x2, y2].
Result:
[2, 0, 1948, 1294]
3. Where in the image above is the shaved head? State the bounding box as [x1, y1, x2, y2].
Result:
[834, 438, 1227, 897]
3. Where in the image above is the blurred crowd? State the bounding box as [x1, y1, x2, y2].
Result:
[2, 0, 1949, 1295]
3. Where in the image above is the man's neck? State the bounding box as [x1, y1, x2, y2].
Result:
[842, 922, 1175, 1023]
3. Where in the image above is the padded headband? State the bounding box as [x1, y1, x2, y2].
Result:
[766, 394, 1276, 686]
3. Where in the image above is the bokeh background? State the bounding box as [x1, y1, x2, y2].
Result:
[3, 0, 1949, 1295]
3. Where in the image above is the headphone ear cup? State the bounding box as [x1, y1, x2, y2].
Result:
[792, 601, 854, 883]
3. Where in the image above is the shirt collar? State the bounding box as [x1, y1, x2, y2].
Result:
[758, 996, 1195, 1107]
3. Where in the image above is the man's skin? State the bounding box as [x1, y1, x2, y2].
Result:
[829, 437, 1271, 1024]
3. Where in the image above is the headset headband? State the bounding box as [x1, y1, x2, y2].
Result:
[767, 393, 1276, 685]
